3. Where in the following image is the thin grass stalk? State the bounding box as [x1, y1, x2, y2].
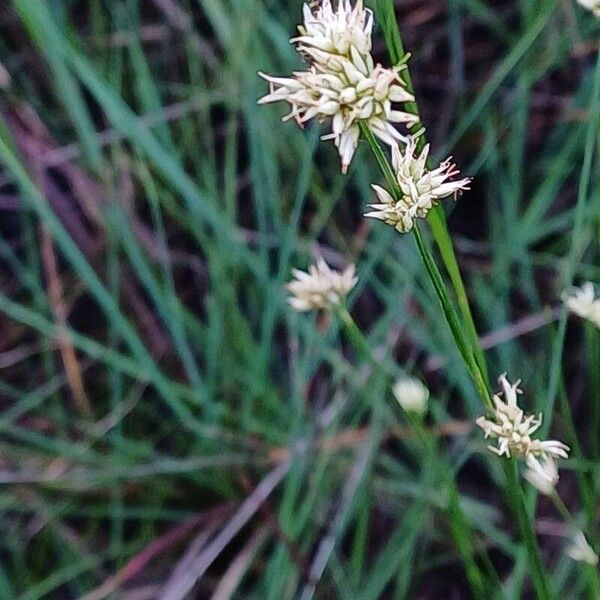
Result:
[359, 125, 489, 407]
[373, 0, 489, 389]
[504, 460, 553, 600]
[369, 3, 559, 596]
[337, 306, 499, 598]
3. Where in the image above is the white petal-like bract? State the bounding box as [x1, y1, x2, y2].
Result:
[392, 377, 429, 415]
[567, 531, 599, 565]
[286, 258, 357, 312]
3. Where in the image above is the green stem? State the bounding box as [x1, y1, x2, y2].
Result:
[550, 492, 600, 598]
[504, 461, 554, 600]
[336, 304, 397, 379]
[374, 0, 489, 389]
[360, 124, 490, 407]
[338, 307, 499, 598]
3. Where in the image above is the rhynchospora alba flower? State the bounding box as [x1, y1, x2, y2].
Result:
[259, 61, 416, 173]
[476, 374, 570, 471]
[567, 531, 599, 565]
[523, 455, 558, 496]
[365, 140, 471, 233]
[577, 0, 600, 17]
[258, 0, 417, 173]
[564, 282, 600, 328]
[287, 258, 357, 312]
[392, 377, 429, 415]
[293, 0, 374, 59]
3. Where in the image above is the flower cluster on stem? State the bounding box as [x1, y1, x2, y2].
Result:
[475, 375, 570, 474]
[258, 0, 416, 172]
[365, 140, 471, 233]
[567, 531, 599, 565]
[286, 257, 357, 312]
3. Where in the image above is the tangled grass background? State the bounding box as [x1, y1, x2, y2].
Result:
[0, 1, 599, 598]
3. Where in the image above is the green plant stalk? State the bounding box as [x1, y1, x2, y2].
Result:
[370, 4, 558, 596]
[373, 0, 489, 389]
[550, 492, 600, 598]
[360, 124, 490, 408]
[504, 460, 554, 600]
[337, 305, 499, 598]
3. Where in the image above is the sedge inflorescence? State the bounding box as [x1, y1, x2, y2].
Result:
[258, 0, 471, 230]
[564, 282, 600, 329]
[258, 0, 416, 173]
[286, 258, 357, 312]
[475, 375, 569, 474]
[365, 140, 471, 233]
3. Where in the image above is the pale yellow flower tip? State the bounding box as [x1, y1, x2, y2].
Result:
[294, 0, 374, 59]
[286, 258, 357, 312]
[564, 282, 600, 329]
[392, 377, 429, 415]
[567, 531, 599, 565]
[577, 0, 600, 17]
[523, 455, 558, 496]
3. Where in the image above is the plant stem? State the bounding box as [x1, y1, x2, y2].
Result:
[374, 0, 489, 389]
[370, 3, 556, 596]
[337, 306, 499, 599]
[360, 124, 490, 408]
[504, 461, 554, 600]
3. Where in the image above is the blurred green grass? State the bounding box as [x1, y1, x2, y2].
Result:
[0, 0, 599, 598]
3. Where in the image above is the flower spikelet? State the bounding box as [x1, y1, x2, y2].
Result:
[523, 455, 558, 496]
[577, 0, 600, 17]
[258, 1, 417, 172]
[392, 377, 429, 415]
[564, 282, 600, 328]
[567, 531, 599, 565]
[287, 258, 357, 312]
[294, 0, 374, 59]
[475, 374, 570, 467]
[258, 61, 416, 173]
[365, 140, 471, 233]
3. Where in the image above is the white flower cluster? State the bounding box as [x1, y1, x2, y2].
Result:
[287, 258, 357, 312]
[365, 140, 471, 233]
[565, 282, 600, 329]
[476, 375, 569, 475]
[258, 0, 417, 172]
[392, 376, 429, 415]
[577, 0, 600, 16]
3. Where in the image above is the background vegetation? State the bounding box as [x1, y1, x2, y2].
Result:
[0, 0, 599, 597]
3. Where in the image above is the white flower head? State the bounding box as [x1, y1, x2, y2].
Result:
[259, 61, 416, 173]
[567, 531, 599, 565]
[392, 377, 429, 415]
[286, 258, 357, 312]
[523, 455, 558, 496]
[577, 0, 600, 17]
[294, 0, 374, 59]
[365, 140, 471, 233]
[475, 374, 570, 463]
[564, 282, 600, 328]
